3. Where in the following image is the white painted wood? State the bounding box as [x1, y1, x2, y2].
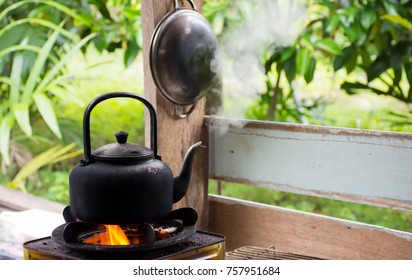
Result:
[206, 116, 412, 211]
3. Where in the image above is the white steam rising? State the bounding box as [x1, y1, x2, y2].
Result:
[217, 0, 307, 118]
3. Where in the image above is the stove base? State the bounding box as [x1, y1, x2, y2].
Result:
[23, 231, 225, 260]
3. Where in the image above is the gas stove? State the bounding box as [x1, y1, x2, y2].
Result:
[23, 230, 225, 260]
[23, 206, 225, 260]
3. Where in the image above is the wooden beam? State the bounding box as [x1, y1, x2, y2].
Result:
[0, 185, 64, 213]
[206, 116, 412, 211]
[141, 0, 208, 229]
[209, 195, 412, 259]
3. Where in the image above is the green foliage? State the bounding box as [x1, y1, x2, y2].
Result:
[329, 2, 412, 103]
[1, 0, 142, 67]
[205, 0, 412, 122]
[61, 0, 142, 67]
[7, 143, 82, 192]
[0, 0, 96, 165]
[27, 168, 71, 205]
[300, 0, 412, 101]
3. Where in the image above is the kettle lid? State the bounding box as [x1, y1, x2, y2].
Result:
[92, 131, 153, 160]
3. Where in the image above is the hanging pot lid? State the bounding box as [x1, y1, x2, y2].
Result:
[149, 0, 221, 110]
[91, 131, 153, 160]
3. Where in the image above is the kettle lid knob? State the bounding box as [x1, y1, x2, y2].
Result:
[115, 131, 129, 144]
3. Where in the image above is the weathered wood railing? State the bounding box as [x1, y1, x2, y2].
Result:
[205, 116, 412, 259]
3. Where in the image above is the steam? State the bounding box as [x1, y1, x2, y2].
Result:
[215, 0, 307, 119]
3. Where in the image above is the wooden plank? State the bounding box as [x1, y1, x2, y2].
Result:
[206, 116, 412, 211]
[209, 195, 412, 259]
[0, 185, 65, 214]
[141, 0, 208, 229]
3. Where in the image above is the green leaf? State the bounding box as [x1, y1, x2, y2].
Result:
[4, 0, 87, 24]
[124, 37, 140, 67]
[123, 7, 141, 20]
[76, 13, 94, 27]
[13, 103, 32, 137]
[393, 68, 402, 86]
[35, 33, 95, 95]
[9, 49, 24, 107]
[0, 24, 27, 51]
[0, 18, 76, 41]
[341, 82, 369, 95]
[0, 76, 11, 87]
[304, 58, 316, 83]
[0, 45, 43, 60]
[33, 93, 62, 139]
[390, 42, 409, 70]
[345, 48, 358, 74]
[21, 25, 61, 103]
[283, 55, 296, 83]
[264, 52, 280, 73]
[93, 33, 107, 52]
[0, 116, 14, 165]
[342, 81, 388, 97]
[8, 143, 80, 191]
[325, 13, 340, 33]
[368, 53, 390, 82]
[354, 20, 367, 45]
[0, 0, 26, 21]
[314, 38, 342, 56]
[47, 84, 84, 106]
[296, 47, 311, 76]
[359, 47, 371, 68]
[40, 0, 88, 24]
[278, 47, 296, 64]
[333, 46, 353, 71]
[341, 23, 358, 42]
[405, 63, 412, 85]
[361, 7, 377, 30]
[381, 14, 412, 31]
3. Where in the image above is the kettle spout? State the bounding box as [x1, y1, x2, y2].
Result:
[173, 141, 203, 203]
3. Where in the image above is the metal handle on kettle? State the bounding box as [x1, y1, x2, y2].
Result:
[81, 92, 158, 164]
[174, 0, 197, 11]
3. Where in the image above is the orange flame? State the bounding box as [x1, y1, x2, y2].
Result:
[82, 224, 175, 245]
[106, 225, 130, 245]
[83, 225, 130, 245]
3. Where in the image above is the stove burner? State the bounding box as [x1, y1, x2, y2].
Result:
[51, 207, 198, 252]
[24, 231, 226, 260]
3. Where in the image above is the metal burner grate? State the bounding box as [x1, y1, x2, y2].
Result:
[226, 246, 323, 260]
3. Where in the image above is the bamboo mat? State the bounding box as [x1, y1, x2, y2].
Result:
[226, 246, 323, 260]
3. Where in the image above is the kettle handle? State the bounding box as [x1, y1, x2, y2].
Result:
[174, 0, 197, 11]
[82, 92, 158, 163]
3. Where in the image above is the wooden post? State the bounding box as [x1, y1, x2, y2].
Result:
[141, 0, 208, 230]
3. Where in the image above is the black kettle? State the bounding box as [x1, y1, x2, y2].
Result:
[67, 92, 202, 224]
